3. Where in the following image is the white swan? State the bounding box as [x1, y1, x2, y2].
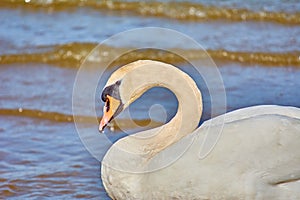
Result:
[99, 60, 300, 200]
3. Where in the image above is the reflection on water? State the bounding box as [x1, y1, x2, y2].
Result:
[0, 0, 300, 199]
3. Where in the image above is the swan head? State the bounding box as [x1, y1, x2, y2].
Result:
[99, 60, 158, 132]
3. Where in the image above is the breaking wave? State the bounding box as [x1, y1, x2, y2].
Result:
[0, 0, 299, 25]
[0, 43, 299, 67]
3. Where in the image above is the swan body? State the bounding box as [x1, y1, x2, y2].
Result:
[99, 60, 300, 200]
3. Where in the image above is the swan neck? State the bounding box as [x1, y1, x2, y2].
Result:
[119, 61, 203, 155]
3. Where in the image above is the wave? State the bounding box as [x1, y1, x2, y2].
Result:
[0, 108, 162, 130]
[0, 0, 299, 25]
[0, 108, 76, 122]
[0, 43, 299, 67]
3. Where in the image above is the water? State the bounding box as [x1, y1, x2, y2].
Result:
[0, 0, 300, 199]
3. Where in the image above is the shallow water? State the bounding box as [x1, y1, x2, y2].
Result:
[0, 0, 300, 199]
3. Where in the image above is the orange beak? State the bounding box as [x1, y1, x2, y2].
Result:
[99, 102, 113, 132]
[99, 95, 121, 133]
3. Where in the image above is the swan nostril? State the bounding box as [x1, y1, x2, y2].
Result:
[105, 99, 110, 112]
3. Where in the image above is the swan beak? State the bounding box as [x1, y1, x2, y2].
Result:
[99, 109, 112, 133]
[99, 95, 121, 133]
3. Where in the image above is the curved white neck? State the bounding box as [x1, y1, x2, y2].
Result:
[114, 60, 203, 156]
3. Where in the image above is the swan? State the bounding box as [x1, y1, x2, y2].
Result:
[99, 60, 300, 200]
